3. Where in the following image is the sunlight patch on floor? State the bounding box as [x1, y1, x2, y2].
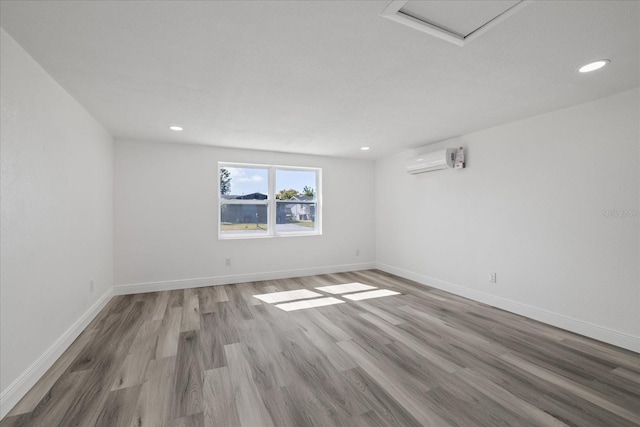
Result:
[253, 289, 322, 304]
[253, 282, 401, 312]
[343, 289, 400, 301]
[315, 283, 377, 294]
[275, 297, 345, 312]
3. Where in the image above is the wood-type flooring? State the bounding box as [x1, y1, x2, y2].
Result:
[2, 270, 639, 426]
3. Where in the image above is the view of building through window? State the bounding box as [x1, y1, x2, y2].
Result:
[219, 163, 320, 238]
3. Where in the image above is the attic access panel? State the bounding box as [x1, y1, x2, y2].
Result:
[381, 0, 530, 47]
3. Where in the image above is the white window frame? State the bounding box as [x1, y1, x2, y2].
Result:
[218, 162, 322, 239]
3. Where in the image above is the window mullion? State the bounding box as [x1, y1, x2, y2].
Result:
[268, 166, 276, 236]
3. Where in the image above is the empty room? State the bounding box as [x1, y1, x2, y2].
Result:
[1, 0, 638, 425]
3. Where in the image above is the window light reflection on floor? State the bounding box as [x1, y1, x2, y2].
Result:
[275, 297, 345, 312]
[253, 289, 322, 304]
[253, 282, 401, 312]
[315, 283, 377, 294]
[342, 289, 400, 301]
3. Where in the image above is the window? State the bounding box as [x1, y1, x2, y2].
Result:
[219, 163, 321, 238]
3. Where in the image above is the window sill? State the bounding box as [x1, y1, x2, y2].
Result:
[218, 231, 322, 240]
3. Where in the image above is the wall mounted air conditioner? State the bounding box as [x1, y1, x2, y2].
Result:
[405, 148, 457, 174]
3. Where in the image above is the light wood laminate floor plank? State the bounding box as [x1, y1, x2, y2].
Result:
[2, 270, 638, 426]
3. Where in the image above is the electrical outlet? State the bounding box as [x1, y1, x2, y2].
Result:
[225, 258, 231, 267]
[490, 273, 497, 283]
[90, 280, 95, 292]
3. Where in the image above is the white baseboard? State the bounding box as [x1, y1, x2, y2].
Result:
[0, 287, 114, 419]
[113, 262, 377, 295]
[376, 263, 640, 353]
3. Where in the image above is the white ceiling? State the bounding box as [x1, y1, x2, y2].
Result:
[1, 1, 638, 159]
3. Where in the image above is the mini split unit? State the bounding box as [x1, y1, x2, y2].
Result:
[405, 148, 465, 174]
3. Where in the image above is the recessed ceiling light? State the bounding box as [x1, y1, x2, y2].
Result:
[578, 60, 610, 73]
[361, 147, 370, 151]
[169, 125, 183, 131]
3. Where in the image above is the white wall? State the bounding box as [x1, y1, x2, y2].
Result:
[114, 139, 375, 292]
[376, 89, 640, 351]
[0, 29, 114, 409]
